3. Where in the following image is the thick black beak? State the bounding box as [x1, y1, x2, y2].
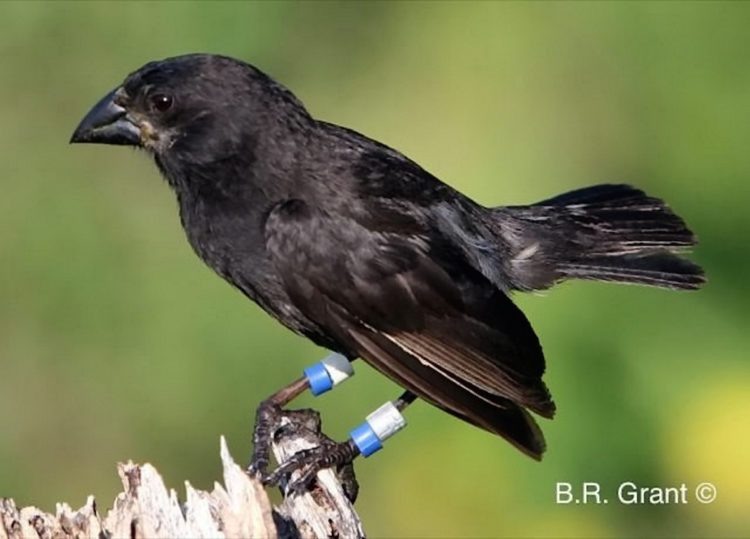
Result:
[70, 88, 141, 145]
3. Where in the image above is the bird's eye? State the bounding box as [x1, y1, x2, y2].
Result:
[151, 94, 173, 112]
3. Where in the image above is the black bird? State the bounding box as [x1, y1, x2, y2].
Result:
[71, 54, 704, 487]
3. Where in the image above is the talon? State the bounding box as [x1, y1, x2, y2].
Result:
[246, 462, 263, 479]
[287, 471, 317, 496]
[337, 463, 360, 503]
[265, 465, 289, 487]
[265, 446, 316, 486]
[266, 440, 361, 497]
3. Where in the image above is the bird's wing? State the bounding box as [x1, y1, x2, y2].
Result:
[264, 198, 554, 459]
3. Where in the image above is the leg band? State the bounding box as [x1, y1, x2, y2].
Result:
[303, 352, 354, 396]
[349, 401, 407, 457]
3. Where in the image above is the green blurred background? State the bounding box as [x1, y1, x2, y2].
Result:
[1, 1, 748, 537]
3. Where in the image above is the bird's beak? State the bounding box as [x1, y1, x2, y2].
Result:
[70, 88, 141, 146]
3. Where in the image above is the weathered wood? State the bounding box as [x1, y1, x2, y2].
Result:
[273, 410, 365, 539]
[0, 412, 365, 539]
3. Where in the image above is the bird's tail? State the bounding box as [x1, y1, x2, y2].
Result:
[491, 184, 706, 291]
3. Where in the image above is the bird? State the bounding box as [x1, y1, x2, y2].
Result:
[71, 53, 705, 491]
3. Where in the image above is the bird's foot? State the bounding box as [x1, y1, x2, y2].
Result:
[248, 406, 360, 502]
[268, 414, 360, 501]
[247, 399, 283, 479]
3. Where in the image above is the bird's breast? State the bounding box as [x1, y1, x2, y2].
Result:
[177, 193, 259, 279]
[175, 191, 332, 344]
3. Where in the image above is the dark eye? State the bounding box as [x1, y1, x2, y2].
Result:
[151, 93, 173, 112]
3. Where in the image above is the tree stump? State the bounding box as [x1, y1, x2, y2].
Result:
[0, 410, 365, 539]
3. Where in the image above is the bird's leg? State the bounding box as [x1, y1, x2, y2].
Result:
[248, 352, 356, 478]
[267, 390, 417, 496]
[394, 390, 418, 411]
[248, 376, 309, 478]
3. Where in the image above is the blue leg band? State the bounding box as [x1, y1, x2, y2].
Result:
[303, 353, 355, 396]
[350, 422, 384, 457]
[349, 401, 407, 457]
[303, 362, 333, 396]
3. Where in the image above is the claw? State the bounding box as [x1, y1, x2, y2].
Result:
[246, 462, 263, 479]
[337, 462, 360, 502]
[248, 399, 361, 502]
[265, 439, 361, 500]
[266, 446, 321, 487]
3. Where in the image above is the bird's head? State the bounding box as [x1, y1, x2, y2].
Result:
[70, 54, 311, 167]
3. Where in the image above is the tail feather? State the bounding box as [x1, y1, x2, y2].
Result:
[495, 184, 706, 291]
[560, 253, 705, 290]
[535, 183, 654, 206]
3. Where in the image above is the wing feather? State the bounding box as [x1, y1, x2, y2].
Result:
[265, 198, 555, 457]
[348, 323, 547, 459]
